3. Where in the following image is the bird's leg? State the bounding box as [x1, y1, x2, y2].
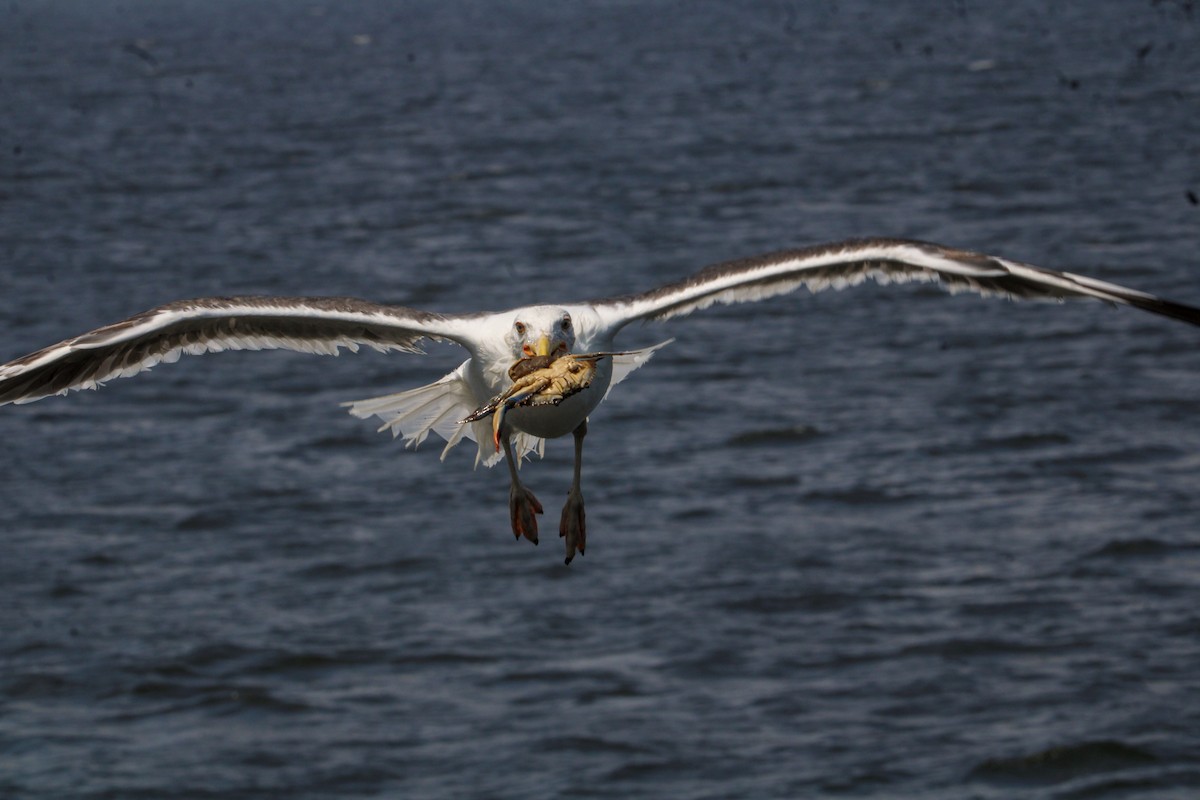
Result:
[559, 419, 587, 565]
[502, 427, 542, 545]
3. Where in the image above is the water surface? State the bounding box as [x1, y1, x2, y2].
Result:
[2, 2, 1199, 797]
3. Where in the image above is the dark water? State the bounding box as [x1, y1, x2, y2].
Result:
[3, 1, 1200, 797]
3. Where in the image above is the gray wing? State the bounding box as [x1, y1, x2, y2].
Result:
[589, 238, 1200, 332]
[0, 295, 485, 405]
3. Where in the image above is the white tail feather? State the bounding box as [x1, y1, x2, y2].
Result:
[343, 361, 543, 468]
[343, 343, 669, 468]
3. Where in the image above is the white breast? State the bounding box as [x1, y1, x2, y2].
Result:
[502, 358, 614, 439]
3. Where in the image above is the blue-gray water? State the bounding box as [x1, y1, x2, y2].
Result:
[3, 2, 1200, 797]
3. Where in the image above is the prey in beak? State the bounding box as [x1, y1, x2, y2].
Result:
[462, 352, 606, 451]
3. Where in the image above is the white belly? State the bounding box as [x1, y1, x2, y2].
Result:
[502, 358, 613, 439]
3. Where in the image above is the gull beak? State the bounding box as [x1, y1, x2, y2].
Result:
[522, 334, 566, 358]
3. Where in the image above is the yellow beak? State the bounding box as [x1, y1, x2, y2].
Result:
[533, 335, 552, 357]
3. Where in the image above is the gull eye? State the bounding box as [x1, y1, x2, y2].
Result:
[514, 321, 526, 336]
[561, 316, 571, 331]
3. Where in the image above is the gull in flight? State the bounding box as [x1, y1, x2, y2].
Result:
[2, 238, 1198, 563]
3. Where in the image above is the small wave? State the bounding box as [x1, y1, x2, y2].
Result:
[604, 757, 693, 782]
[296, 556, 431, 579]
[123, 681, 313, 716]
[969, 740, 1156, 786]
[924, 431, 1073, 458]
[1035, 443, 1177, 471]
[957, 597, 1073, 619]
[177, 641, 256, 669]
[78, 551, 122, 567]
[3, 672, 70, 700]
[729, 473, 800, 489]
[201, 684, 312, 714]
[900, 636, 1065, 660]
[47, 581, 86, 599]
[669, 506, 719, 522]
[979, 431, 1072, 451]
[391, 651, 493, 668]
[542, 735, 642, 756]
[246, 646, 390, 675]
[801, 486, 918, 505]
[726, 424, 822, 448]
[1055, 769, 1200, 800]
[723, 590, 856, 615]
[174, 509, 237, 531]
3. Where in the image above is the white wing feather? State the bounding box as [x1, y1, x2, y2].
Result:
[587, 238, 1200, 333]
[0, 296, 485, 405]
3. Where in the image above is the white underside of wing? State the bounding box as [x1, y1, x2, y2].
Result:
[604, 339, 673, 399]
[0, 296, 473, 405]
[343, 361, 543, 469]
[587, 239, 1149, 331]
[157, 332, 393, 362]
[2, 333, 392, 404]
[647, 246, 1007, 322]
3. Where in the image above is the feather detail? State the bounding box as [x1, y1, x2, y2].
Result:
[589, 238, 1200, 331]
[343, 362, 544, 469]
[0, 296, 480, 405]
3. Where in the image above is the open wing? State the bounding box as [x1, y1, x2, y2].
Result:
[0, 295, 484, 405]
[589, 238, 1200, 332]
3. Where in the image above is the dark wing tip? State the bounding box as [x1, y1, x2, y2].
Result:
[1122, 294, 1200, 327]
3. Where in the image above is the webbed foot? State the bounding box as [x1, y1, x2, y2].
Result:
[559, 488, 586, 564]
[509, 484, 543, 544]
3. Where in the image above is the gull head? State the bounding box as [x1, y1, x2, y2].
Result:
[506, 306, 575, 360]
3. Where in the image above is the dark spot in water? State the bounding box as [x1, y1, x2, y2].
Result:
[1086, 537, 1176, 559]
[970, 740, 1156, 785]
[175, 509, 234, 531]
[49, 581, 85, 599]
[726, 425, 821, 447]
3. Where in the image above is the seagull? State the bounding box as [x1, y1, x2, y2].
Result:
[3, 238, 1198, 563]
